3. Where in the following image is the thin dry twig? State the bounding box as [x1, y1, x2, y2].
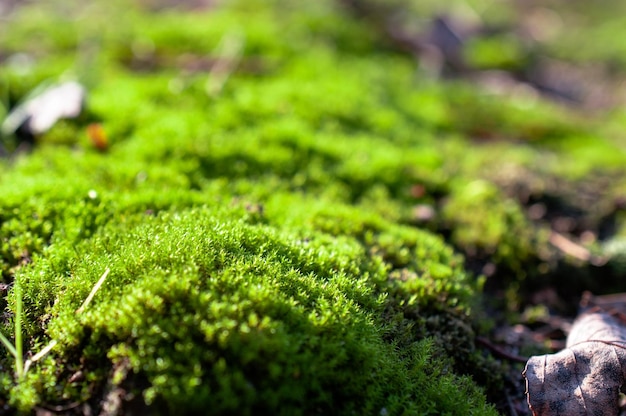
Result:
[206, 31, 245, 97]
[76, 267, 110, 315]
[548, 230, 590, 261]
[476, 336, 529, 363]
[23, 340, 58, 375]
[548, 231, 608, 265]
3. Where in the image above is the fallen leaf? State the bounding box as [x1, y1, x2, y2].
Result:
[1, 81, 86, 138]
[523, 311, 626, 416]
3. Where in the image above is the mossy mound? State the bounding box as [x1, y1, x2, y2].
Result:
[3, 200, 493, 414]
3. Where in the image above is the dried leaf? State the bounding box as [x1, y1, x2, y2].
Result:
[2, 81, 86, 136]
[523, 312, 626, 416]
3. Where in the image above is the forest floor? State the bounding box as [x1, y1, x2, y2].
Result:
[2, 0, 626, 414]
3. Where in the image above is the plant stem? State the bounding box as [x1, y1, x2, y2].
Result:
[0, 331, 17, 358]
[14, 282, 23, 379]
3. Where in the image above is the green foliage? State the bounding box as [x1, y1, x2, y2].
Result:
[442, 180, 536, 275]
[3, 204, 495, 414]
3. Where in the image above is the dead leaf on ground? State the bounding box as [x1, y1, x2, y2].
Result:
[523, 310, 626, 416]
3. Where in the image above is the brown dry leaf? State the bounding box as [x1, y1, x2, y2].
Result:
[523, 312, 626, 416]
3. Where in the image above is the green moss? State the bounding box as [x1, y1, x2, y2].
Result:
[1, 203, 494, 414]
[442, 180, 537, 276]
[3, 0, 626, 413]
[464, 35, 528, 71]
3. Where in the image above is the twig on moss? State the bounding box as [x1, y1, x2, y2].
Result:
[549, 231, 590, 261]
[206, 30, 245, 97]
[23, 340, 58, 375]
[76, 267, 111, 315]
[23, 267, 110, 375]
[549, 231, 607, 265]
[476, 336, 528, 363]
[0, 267, 112, 379]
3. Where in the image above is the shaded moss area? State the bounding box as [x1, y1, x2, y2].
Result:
[2, 0, 626, 414]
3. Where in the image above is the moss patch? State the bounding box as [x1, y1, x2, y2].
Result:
[3, 0, 626, 414]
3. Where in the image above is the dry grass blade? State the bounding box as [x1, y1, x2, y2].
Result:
[76, 268, 111, 315]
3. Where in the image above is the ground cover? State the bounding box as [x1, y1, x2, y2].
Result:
[1, 0, 626, 414]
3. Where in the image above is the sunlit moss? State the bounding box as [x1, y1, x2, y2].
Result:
[1, 0, 626, 413]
